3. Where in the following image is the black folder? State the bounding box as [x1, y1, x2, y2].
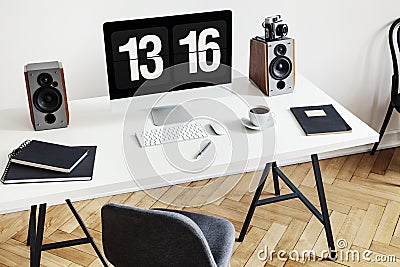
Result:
[290, 104, 352, 136]
[1, 146, 96, 184]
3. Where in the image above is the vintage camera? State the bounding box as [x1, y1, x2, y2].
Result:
[262, 15, 288, 41]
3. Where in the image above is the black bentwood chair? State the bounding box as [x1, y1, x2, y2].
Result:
[371, 18, 400, 154]
[101, 203, 236, 267]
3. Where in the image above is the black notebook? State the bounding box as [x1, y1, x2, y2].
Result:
[290, 104, 352, 136]
[9, 140, 88, 173]
[1, 146, 96, 184]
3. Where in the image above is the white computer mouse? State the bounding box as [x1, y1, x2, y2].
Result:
[209, 122, 226, 135]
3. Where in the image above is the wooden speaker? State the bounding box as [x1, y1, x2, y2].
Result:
[24, 61, 69, 131]
[249, 37, 295, 96]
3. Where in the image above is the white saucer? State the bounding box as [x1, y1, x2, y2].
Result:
[241, 117, 273, 131]
[241, 117, 262, 131]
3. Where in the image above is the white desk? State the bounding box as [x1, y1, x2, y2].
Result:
[0, 74, 378, 214]
[0, 74, 379, 262]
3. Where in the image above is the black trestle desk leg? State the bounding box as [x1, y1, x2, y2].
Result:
[27, 205, 37, 246]
[27, 201, 107, 266]
[31, 204, 46, 267]
[311, 154, 336, 259]
[272, 162, 280, 195]
[28, 205, 37, 266]
[371, 104, 393, 155]
[238, 163, 272, 242]
[65, 199, 108, 266]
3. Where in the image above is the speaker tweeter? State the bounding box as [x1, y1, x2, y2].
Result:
[24, 61, 69, 131]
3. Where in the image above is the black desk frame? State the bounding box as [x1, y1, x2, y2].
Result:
[27, 199, 108, 267]
[25, 154, 335, 264]
[238, 154, 336, 259]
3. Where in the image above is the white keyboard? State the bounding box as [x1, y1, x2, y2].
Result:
[135, 122, 208, 147]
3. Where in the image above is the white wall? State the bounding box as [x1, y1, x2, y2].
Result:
[1, 0, 400, 135]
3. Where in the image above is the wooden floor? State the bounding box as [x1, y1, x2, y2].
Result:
[1, 149, 400, 266]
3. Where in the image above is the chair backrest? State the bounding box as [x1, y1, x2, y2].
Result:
[101, 203, 217, 267]
[389, 18, 400, 98]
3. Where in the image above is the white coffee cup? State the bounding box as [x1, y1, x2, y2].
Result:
[249, 105, 273, 127]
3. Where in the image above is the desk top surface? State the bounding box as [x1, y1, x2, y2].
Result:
[0, 74, 378, 213]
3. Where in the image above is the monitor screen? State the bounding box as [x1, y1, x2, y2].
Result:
[103, 10, 232, 100]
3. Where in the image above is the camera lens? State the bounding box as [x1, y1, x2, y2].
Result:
[274, 44, 287, 56]
[276, 24, 288, 37]
[37, 73, 53, 87]
[33, 87, 62, 113]
[269, 56, 292, 80]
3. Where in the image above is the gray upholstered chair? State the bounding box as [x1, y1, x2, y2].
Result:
[101, 203, 236, 267]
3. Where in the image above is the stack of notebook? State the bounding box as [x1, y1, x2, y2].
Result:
[1, 140, 97, 184]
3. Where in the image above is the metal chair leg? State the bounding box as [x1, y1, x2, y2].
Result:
[371, 104, 394, 155]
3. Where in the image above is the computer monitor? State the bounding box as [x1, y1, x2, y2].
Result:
[103, 10, 232, 124]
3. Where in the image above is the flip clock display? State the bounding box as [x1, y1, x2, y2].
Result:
[103, 10, 232, 100]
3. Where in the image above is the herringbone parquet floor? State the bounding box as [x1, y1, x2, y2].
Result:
[1, 148, 400, 266]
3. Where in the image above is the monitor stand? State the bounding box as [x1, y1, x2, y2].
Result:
[151, 105, 193, 126]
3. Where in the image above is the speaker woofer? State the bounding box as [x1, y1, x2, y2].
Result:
[33, 87, 62, 113]
[269, 56, 292, 80]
